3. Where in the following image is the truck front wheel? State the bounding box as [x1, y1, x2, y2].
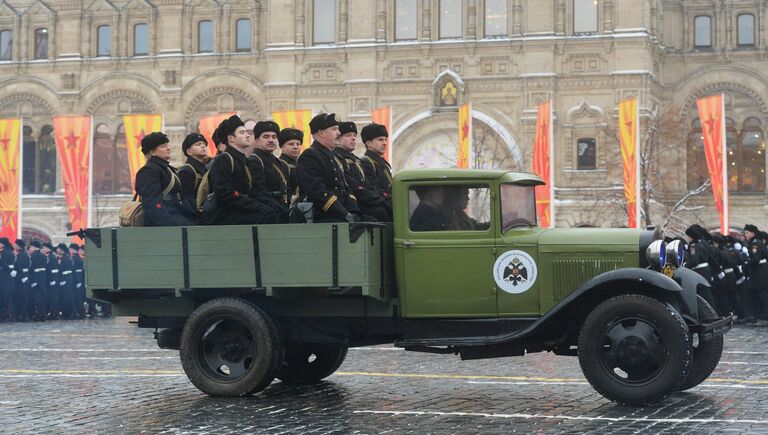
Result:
[577, 294, 692, 406]
[180, 298, 284, 397]
[277, 347, 348, 385]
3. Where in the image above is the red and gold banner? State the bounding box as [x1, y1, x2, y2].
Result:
[53, 116, 92, 243]
[272, 109, 312, 152]
[0, 118, 21, 240]
[697, 94, 729, 233]
[123, 114, 163, 194]
[619, 98, 640, 228]
[532, 100, 553, 228]
[198, 113, 235, 157]
[457, 103, 471, 169]
[371, 106, 393, 162]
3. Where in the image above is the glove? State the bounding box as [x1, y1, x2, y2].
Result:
[50, 281, 56, 286]
[59, 281, 66, 286]
[31, 283, 37, 288]
[737, 277, 746, 285]
[10, 270, 17, 278]
[21, 277, 28, 283]
[345, 212, 361, 223]
[717, 272, 725, 280]
[743, 247, 749, 254]
[734, 242, 743, 251]
[76, 283, 82, 288]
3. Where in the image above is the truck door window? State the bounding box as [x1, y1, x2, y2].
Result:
[500, 184, 537, 232]
[409, 185, 491, 231]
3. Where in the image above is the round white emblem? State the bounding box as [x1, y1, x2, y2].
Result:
[493, 250, 538, 294]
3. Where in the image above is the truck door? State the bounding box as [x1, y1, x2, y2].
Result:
[397, 183, 497, 318]
[495, 183, 542, 316]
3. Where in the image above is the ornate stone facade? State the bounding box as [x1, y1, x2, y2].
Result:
[0, 0, 765, 241]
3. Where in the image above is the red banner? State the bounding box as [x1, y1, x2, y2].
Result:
[198, 113, 235, 157]
[697, 94, 729, 233]
[371, 107, 392, 162]
[532, 101, 553, 228]
[457, 103, 471, 169]
[619, 98, 640, 228]
[123, 114, 163, 194]
[53, 116, 92, 243]
[0, 118, 21, 240]
[272, 109, 312, 152]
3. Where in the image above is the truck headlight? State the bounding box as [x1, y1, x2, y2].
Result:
[646, 240, 666, 269]
[665, 239, 684, 268]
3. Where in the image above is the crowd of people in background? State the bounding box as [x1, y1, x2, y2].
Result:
[0, 238, 110, 322]
[682, 223, 768, 325]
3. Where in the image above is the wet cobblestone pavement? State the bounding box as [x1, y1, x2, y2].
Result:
[1, 318, 768, 433]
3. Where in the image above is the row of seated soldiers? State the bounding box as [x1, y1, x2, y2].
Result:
[682, 223, 768, 324]
[0, 239, 109, 322]
[135, 113, 392, 227]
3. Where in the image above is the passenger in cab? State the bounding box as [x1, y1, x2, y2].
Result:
[441, 187, 490, 231]
[134, 132, 197, 226]
[409, 186, 449, 232]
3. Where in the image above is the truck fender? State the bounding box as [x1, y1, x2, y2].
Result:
[672, 267, 707, 320]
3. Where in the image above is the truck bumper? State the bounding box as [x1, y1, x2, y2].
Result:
[690, 314, 733, 342]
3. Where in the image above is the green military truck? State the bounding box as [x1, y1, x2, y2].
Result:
[78, 169, 731, 406]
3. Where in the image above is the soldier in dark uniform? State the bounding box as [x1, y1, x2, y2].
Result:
[278, 128, 302, 197]
[744, 224, 768, 320]
[684, 224, 721, 312]
[56, 243, 79, 319]
[293, 113, 361, 223]
[410, 186, 450, 232]
[206, 115, 278, 225]
[248, 121, 290, 222]
[0, 238, 15, 321]
[333, 122, 387, 222]
[177, 132, 209, 213]
[70, 243, 86, 318]
[711, 234, 739, 316]
[360, 123, 393, 221]
[13, 239, 30, 321]
[135, 132, 197, 227]
[41, 242, 59, 319]
[28, 241, 48, 321]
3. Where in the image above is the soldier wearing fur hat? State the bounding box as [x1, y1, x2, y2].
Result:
[55, 243, 79, 319]
[744, 224, 768, 318]
[248, 120, 291, 222]
[279, 128, 303, 196]
[711, 234, 740, 317]
[293, 113, 361, 223]
[684, 224, 721, 312]
[205, 115, 279, 225]
[135, 132, 197, 226]
[0, 238, 15, 321]
[28, 241, 48, 321]
[360, 123, 393, 221]
[40, 242, 59, 319]
[69, 243, 86, 318]
[178, 132, 210, 213]
[12, 239, 30, 321]
[334, 121, 389, 222]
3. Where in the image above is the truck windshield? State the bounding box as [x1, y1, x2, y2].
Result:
[500, 184, 537, 232]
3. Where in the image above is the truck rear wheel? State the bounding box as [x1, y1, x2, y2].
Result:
[680, 295, 723, 391]
[180, 298, 284, 397]
[277, 347, 348, 385]
[577, 294, 691, 406]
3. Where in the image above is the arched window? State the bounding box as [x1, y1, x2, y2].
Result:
[34, 28, 48, 59]
[694, 16, 711, 48]
[235, 19, 251, 51]
[0, 30, 12, 60]
[738, 14, 755, 46]
[576, 137, 597, 170]
[97, 25, 112, 56]
[21, 124, 56, 194]
[134, 23, 149, 56]
[198, 20, 213, 53]
[93, 124, 131, 194]
[688, 117, 765, 193]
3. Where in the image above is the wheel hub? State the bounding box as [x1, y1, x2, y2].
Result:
[616, 336, 651, 367]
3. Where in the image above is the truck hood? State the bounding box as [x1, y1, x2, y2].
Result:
[537, 228, 643, 252]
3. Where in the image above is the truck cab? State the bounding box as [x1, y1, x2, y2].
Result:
[80, 169, 731, 406]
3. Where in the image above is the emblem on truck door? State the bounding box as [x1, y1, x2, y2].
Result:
[493, 250, 538, 294]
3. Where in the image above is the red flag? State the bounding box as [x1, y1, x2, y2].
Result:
[532, 101, 553, 228]
[53, 116, 92, 243]
[0, 118, 21, 240]
[272, 109, 312, 152]
[697, 95, 729, 233]
[371, 107, 393, 162]
[198, 113, 235, 157]
[457, 103, 471, 169]
[618, 98, 640, 228]
[123, 114, 163, 194]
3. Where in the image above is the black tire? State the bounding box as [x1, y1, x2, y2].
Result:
[277, 346, 348, 385]
[180, 298, 284, 397]
[680, 295, 723, 391]
[577, 294, 692, 406]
